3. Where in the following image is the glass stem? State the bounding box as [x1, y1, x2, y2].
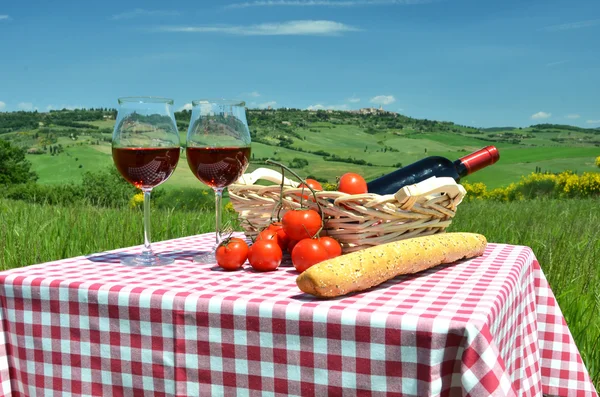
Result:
[214, 188, 224, 248]
[142, 188, 153, 255]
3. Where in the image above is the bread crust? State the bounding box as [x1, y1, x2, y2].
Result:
[296, 232, 487, 298]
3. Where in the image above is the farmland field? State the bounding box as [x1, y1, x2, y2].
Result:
[2, 109, 598, 190]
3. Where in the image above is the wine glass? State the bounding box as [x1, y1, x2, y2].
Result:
[186, 100, 252, 263]
[112, 97, 181, 266]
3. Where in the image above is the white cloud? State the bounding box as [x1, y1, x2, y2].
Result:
[111, 9, 180, 20]
[586, 120, 600, 124]
[258, 101, 277, 109]
[156, 20, 360, 36]
[0, 101, 5, 111]
[17, 102, 36, 111]
[242, 91, 261, 98]
[542, 19, 600, 32]
[0, 15, 9, 21]
[226, 0, 436, 9]
[347, 96, 360, 103]
[370, 95, 396, 105]
[546, 60, 570, 67]
[566, 114, 580, 119]
[531, 111, 551, 120]
[307, 103, 348, 110]
[178, 103, 193, 111]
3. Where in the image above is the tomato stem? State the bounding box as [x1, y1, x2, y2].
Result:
[266, 159, 325, 233]
[240, 218, 261, 242]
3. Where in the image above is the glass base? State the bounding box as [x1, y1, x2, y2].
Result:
[121, 252, 174, 266]
[192, 250, 216, 264]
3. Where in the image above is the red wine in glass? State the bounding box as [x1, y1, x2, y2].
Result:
[113, 147, 180, 189]
[186, 146, 251, 189]
[111, 96, 181, 267]
[186, 99, 252, 264]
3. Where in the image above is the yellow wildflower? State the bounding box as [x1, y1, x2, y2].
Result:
[224, 202, 236, 214]
[129, 192, 144, 208]
[462, 182, 488, 200]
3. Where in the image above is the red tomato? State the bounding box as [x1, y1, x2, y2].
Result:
[256, 229, 278, 242]
[267, 222, 283, 232]
[303, 179, 323, 191]
[296, 179, 323, 201]
[291, 238, 330, 273]
[248, 240, 282, 272]
[266, 222, 290, 252]
[319, 236, 342, 259]
[287, 239, 300, 253]
[338, 173, 368, 195]
[215, 238, 249, 271]
[282, 209, 322, 241]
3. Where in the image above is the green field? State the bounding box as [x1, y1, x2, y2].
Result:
[2, 109, 599, 190]
[1, 197, 598, 388]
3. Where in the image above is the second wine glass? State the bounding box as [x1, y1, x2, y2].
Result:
[186, 100, 252, 263]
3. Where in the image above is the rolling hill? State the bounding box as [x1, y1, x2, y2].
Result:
[1, 108, 598, 190]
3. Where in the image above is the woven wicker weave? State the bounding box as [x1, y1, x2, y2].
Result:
[228, 168, 467, 253]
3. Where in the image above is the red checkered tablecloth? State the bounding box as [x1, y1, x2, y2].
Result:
[0, 233, 596, 396]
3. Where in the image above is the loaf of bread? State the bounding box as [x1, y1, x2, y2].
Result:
[296, 232, 487, 298]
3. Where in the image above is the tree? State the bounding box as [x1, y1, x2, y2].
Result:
[0, 140, 38, 185]
[290, 157, 309, 168]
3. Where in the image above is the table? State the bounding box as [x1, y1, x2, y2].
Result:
[0, 233, 596, 397]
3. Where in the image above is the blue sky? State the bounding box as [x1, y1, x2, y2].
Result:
[0, 0, 599, 128]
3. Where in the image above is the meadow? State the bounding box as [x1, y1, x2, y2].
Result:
[2, 108, 599, 390]
[2, 108, 598, 190]
[0, 197, 598, 388]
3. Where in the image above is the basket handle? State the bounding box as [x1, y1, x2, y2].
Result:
[394, 176, 466, 210]
[235, 167, 299, 187]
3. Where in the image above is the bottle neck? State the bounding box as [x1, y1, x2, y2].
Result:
[456, 146, 500, 176]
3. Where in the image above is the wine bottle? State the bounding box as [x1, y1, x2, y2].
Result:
[366, 146, 500, 195]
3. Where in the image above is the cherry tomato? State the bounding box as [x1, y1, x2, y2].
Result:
[338, 173, 368, 195]
[256, 229, 278, 242]
[267, 222, 283, 232]
[267, 222, 290, 252]
[282, 209, 322, 241]
[248, 240, 282, 272]
[302, 179, 323, 191]
[319, 236, 342, 259]
[291, 238, 330, 273]
[287, 239, 300, 253]
[215, 238, 249, 271]
[295, 179, 323, 201]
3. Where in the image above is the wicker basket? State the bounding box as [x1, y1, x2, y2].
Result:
[228, 168, 467, 253]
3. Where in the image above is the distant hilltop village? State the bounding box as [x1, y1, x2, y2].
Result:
[261, 105, 397, 116]
[349, 106, 396, 116]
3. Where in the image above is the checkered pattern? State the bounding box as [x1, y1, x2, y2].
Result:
[0, 234, 596, 396]
[127, 159, 167, 184]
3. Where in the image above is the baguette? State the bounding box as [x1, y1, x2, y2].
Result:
[296, 232, 487, 298]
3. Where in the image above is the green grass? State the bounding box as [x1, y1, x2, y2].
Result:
[462, 156, 600, 188]
[1, 197, 598, 388]
[449, 199, 599, 385]
[27, 145, 111, 184]
[10, 113, 600, 190]
[494, 146, 600, 164]
[0, 199, 235, 267]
